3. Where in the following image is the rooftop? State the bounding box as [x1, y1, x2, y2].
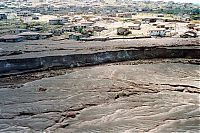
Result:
[150, 28, 166, 31]
[0, 35, 24, 40]
[18, 32, 40, 36]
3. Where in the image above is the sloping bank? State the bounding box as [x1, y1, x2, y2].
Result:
[0, 46, 199, 76]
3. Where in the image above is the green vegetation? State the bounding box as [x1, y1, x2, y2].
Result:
[156, 8, 200, 20]
[157, 8, 186, 15]
[0, 19, 26, 34]
[190, 14, 200, 20]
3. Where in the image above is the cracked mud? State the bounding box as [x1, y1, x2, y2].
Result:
[0, 62, 199, 133]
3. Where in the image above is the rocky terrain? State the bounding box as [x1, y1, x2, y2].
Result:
[0, 38, 199, 133]
[0, 38, 199, 59]
[0, 62, 199, 133]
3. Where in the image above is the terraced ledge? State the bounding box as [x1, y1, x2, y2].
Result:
[0, 46, 199, 76]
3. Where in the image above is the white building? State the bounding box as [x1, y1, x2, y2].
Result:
[49, 18, 65, 25]
[102, 0, 116, 4]
[80, 21, 94, 27]
[18, 32, 40, 40]
[17, 11, 32, 17]
[128, 24, 141, 30]
[149, 28, 166, 37]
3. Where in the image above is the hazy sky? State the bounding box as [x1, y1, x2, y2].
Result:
[146, 0, 200, 4]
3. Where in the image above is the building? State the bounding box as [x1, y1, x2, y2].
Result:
[64, 26, 75, 32]
[32, 16, 39, 20]
[40, 33, 53, 39]
[156, 24, 165, 28]
[92, 26, 107, 32]
[80, 21, 94, 27]
[18, 32, 40, 40]
[17, 11, 32, 17]
[157, 14, 164, 17]
[69, 33, 86, 41]
[61, 15, 70, 23]
[142, 18, 157, 24]
[49, 18, 65, 25]
[117, 13, 132, 18]
[0, 13, 7, 20]
[1, 29, 28, 35]
[10, 29, 28, 34]
[103, 0, 116, 4]
[117, 27, 131, 36]
[149, 28, 166, 37]
[165, 24, 175, 30]
[81, 28, 94, 37]
[72, 24, 88, 32]
[49, 29, 64, 36]
[0, 35, 24, 42]
[128, 24, 141, 30]
[180, 31, 198, 38]
[72, 16, 82, 22]
[187, 24, 196, 29]
[30, 26, 43, 31]
[194, 27, 200, 31]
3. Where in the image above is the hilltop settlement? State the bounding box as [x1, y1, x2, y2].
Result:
[0, 0, 199, 42]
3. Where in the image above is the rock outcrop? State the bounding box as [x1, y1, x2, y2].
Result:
[0, 63, 199, 132]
